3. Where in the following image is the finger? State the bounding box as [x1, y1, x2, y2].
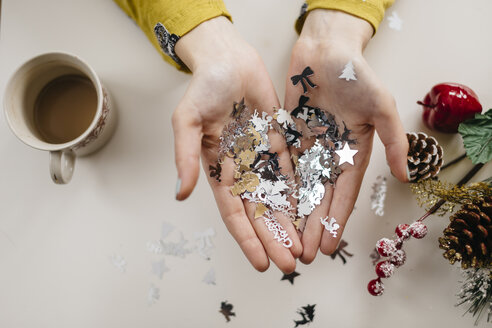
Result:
[204, 155, 270, 272]
[246, 73, 303, 260]
[320, 153, 369, 254]
[299, 185, 334, 264]
[373, 100, 409, 183]
[243, 200, 297, 274]
[172, 99, 203, 201]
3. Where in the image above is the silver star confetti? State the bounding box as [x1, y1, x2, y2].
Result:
[335, 142, 358, 165]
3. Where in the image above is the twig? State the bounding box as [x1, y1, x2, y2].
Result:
[417, 163, 485, 222]
[440, 153, 468, 171]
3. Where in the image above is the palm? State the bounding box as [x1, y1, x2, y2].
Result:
[284, 41, 406, 263]
[173, 48, 302, 273]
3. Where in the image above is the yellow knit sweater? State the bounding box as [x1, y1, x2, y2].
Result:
[114, 0, 394, 71]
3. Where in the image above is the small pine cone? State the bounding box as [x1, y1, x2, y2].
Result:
[439, 196, 492, 269]
[406, 132, 443, 182]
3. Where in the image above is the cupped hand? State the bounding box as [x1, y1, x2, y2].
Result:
[284, 10, 409, 264]
[173, 16, 302, 273]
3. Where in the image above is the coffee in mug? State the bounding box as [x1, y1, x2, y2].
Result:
[3, 52, 117, 184]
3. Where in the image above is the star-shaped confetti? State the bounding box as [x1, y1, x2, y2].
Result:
[335, 142, 358, 165]
[281, 271, 300, 285]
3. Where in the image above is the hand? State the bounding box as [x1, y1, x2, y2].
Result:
[173, 17, 302, 273]
[284, 10, 409, 264]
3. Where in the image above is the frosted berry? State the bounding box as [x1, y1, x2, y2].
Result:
[390, 249, 407, 267]
[410, 221, 428, 239]
[376, 238, 397, 257]
[375, 261, 395, 278]
[395, 224, 411, 240]
[368, 278, 385, 296]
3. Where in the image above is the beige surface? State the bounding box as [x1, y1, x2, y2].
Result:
[0, 0, 491, 327]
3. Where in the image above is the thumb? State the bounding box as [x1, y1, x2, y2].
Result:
[374, 103, 409, 183]
[171, 101, 202, 201]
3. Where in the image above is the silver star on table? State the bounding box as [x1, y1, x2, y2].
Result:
[335, 142, 358, 165]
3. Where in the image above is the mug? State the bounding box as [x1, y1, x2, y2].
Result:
[3, 52, 117, 184]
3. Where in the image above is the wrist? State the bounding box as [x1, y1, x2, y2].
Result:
[174, 16, 246, 72]
[299, 9, 373, 52]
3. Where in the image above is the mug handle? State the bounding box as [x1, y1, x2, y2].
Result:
[49, 150, 76, 184]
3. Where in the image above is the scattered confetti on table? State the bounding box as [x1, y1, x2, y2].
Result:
[202, 268, 216, 285]
[151, 259, 169, 279]
[219, 301, 236, 322]
[109, 254, 127, 273]
[387, 11, 403, 31]
[147, 284, 160, 306]
[294, 304, 316, 327]
[281, 271, 300, 285]
[330, 239, 354, 265]
[370, 176, 387, 216]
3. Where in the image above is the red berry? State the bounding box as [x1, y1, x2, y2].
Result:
[376, 238, 397, 257]
[390, 249, 406, 267]
[395, 224, 411, 240]
[367, 278, 385, 296]
[375, 261, 395, 278]
[419, 83, 482, 133]
[410, 221, 428, 239]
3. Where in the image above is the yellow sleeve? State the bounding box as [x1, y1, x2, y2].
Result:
[296, 0, 395, 35]
[114, 0, 232, 72]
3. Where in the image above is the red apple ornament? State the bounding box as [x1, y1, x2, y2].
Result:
[418, 83, 482, 133]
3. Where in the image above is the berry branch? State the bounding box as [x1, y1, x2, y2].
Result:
[368, 163, 485, 296]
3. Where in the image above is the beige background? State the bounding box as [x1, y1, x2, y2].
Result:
[0, 0, 491, 327]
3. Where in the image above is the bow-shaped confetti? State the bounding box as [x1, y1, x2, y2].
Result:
[291, 66, 317, 93]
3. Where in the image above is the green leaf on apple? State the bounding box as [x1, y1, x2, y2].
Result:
[458, 109, 492, 164]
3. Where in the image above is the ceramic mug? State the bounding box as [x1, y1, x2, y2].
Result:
[3, 52, 117, 184]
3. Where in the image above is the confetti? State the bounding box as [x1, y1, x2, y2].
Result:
[370, 176, 387, 216]
[215, 101, 296, 246]
[335, 142, 358, 165]
[388, 11, 402, 31]
[219, 301, 236, 322]
[281, 271, 300, 285]
[339, 60, 357, 81]
[194, 227, 216, 260]
[291, 66, 317, 93]
[263, 211, 293, 248]
[109, 254, 126, 273]
[202, 268, 216, 285]
[320, 216, 340, 237]
[147, 284, 160, 306]
[330, 239, 353, 264]
[151, 259, 169, 279]
[294, 304, 316, 327]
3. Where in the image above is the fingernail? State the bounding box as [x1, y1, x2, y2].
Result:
[175, 177, 181, 199]
[406, 165, 411, 182]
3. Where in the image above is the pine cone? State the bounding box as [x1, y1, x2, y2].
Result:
[439, 196, 492, 269]
[407, 132, 443, 182]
